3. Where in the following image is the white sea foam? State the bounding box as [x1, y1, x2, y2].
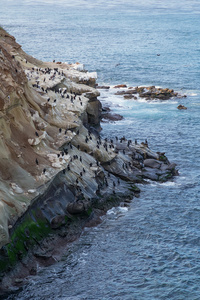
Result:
[107, 206, 128, 216]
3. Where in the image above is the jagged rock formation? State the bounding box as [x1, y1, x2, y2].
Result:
[0, 28, 178, 279]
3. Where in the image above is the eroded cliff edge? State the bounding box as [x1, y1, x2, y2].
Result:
[0, 28, 178, 281]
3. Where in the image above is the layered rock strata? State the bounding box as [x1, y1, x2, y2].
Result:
[0, 28, 178, 280]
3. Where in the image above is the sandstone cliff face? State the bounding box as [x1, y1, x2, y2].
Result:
[0, 28, 101, 248]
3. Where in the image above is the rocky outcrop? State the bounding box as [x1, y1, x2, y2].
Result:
[114, 85, 186, 100]
[0, 28, 178, 285]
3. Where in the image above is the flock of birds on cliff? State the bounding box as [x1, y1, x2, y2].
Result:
[23, 61, 152, 199]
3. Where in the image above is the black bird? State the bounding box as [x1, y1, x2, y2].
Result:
[35, 131, 39, 137]
[117, 178, 120, 185]
[47, 98, 50, 102]
[59, 128, 62, 133]
[67, 165, 70, 171]
[113, 181, 116, 187]
[63, 169, 66, 174]
[76, 178, 79, 184]
[90, 163, 92, 167]
[57, 154, 60, 158]
[135, 139, 137, 145]
[80, 172, 83, 176]
[43, 168, 46, 173]
[83, 168, 86, 173]
[77, 145, 80, 150]
[54, 99, 56, 103]
[35, 158, 39, 165]
[80, 156, 82, 162]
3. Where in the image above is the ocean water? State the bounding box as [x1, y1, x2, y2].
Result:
[1, 0, 200, 299]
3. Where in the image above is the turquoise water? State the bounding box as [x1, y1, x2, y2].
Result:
[1, 1, 200, 299]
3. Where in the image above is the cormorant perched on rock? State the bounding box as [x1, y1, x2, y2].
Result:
[59, 128, 62, 133]
[43, 168, 46, 173]
[135, 139, 137, 145]
[35, 131, 39, 137]
[57, 154, 60, 158]
[54, 99, 56, 103]
[80, 156, 82, 162]
[76, 178, 79, 184]
[117, 178, 120, 185]
[77, 130, 79, 135]
[83, 168, 85, 173]
[89, 163, 92, 167]
[63, 169, 66, 174]
[67, 165, 70, 171]
[35, 158, 39, 165]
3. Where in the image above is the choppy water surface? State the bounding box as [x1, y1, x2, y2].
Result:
[2, 0, 200, 299]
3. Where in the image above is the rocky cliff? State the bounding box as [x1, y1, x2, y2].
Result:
[0, 28, 178, 281]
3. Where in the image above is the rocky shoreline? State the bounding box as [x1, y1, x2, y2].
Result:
[0, 28, 178, 294]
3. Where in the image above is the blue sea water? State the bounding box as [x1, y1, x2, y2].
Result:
[1, 0, 200, 299]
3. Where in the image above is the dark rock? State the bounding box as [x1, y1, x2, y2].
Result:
[96, 85, 110, 89]
[144, 159, 162, 169]
[114, 84, 127, 88]
[101, 112, 123, 122]
[177, 104, 187, 110]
